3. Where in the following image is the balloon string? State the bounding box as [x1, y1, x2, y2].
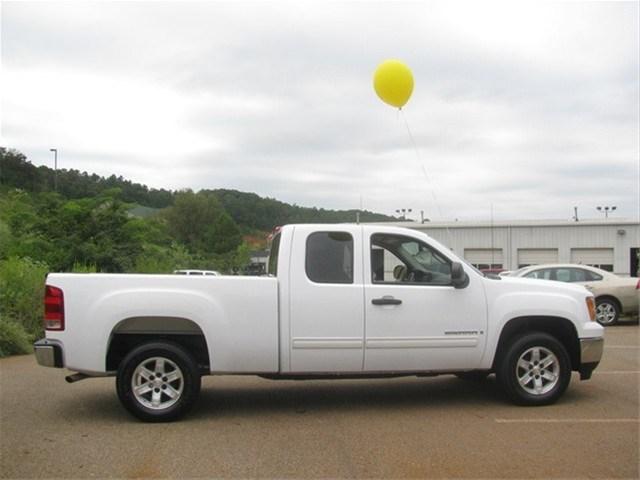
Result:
[399, 109, 453, 246]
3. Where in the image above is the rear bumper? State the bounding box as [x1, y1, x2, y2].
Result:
[34, 339, 64, 368]
[579, 337, 604, 380]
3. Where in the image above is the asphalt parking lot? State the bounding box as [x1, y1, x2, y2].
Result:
[1, 323, 638, 479]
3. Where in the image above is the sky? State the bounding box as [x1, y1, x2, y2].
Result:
[1, 1, 639, 221]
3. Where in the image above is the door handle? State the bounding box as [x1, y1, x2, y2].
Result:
[372, 296, 402, 306]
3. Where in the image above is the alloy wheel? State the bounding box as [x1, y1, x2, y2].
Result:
[131, 356, 184, 410]
[515, 346, 560, 396]
[596, 303, 617, 325]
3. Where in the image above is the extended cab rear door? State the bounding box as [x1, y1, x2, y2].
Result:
[287, 225, 365, 373]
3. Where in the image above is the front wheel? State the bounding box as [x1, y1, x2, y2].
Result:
[116, 341, 201, 422]
[496, 332, 571, 406]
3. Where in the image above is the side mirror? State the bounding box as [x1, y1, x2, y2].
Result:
[451, 262, 469, 289]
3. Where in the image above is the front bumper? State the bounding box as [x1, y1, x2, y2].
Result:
[578, 337, 604, 380]
[34, 339, 64, 368]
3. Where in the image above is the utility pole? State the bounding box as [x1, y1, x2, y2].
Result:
[490, 203, 495, 268]
[49, 148, 58, 192]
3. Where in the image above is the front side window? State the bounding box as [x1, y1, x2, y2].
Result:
[371, 234, 452, 285]
[306, 232, 354, 284]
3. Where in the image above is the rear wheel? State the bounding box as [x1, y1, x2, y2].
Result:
[595, 298, 619, 326]
[116, 341, 201, 422]
[496, 332, 571, 406]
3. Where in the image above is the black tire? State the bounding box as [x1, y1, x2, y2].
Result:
[116, 341, 201, 422]
[496, 332, 571, 406]
[595, 298, 620, 326]
[455, 371, 490, 381]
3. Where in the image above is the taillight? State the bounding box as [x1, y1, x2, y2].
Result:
[44, 285, 64, 330]
[636, 279, 640, 290]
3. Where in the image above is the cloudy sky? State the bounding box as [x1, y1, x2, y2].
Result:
[2, 1, 638, 221]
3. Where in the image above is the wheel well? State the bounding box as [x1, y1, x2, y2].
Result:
[106, 316, 210, 372]
[492, 316, 580, 371]
[595, 295, 621, 312]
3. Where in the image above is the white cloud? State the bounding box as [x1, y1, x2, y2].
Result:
[1, 1, 638, 221]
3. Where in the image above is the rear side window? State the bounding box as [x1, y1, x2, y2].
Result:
[306, 232, 354, 284]
[567, 268, 603, 282]
[556, 268, 597, 282]
[585, 270, 603, 281]
[555, 269, 572, 282]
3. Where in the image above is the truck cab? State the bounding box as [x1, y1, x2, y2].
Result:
[273, 224, 486, 374]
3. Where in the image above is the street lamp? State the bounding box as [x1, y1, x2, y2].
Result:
[596, 206, 616, 218]
[395, 208, 412, 220]
[49, 148, 58, 192]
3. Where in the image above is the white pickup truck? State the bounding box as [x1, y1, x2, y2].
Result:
[35, 224, 604, 422]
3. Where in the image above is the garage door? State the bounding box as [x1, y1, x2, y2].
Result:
[571, 248, 614, 271]
[518, 249, 558, 267]
[464, 249, 503, 269]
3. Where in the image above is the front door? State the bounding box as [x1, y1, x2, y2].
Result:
[363, 228, 487, 372]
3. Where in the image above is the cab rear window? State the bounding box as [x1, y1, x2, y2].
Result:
[268, 233, 281, 276]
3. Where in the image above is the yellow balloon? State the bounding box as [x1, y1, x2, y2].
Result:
[373, 59, 414, 109]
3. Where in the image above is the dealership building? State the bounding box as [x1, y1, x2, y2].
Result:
[395, 218, 640, 276]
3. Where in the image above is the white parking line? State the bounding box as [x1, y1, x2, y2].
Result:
[594, 370, 640, 374]
[605, 346, 640, 349]
[495, 418, 639, 424]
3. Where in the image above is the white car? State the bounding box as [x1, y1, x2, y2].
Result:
[509, 264, 639, 325]
[173, 269, 219, 276]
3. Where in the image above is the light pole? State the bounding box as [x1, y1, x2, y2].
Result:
[395, 208, 412, 221]
[49, 148, 58, 192]
[596, 206, 616, 219]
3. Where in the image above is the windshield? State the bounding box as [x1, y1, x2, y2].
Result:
[510, 267, 530, 277]
[460, 257, 484, 277]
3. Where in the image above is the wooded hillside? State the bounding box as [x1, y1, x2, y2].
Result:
[0, 147, 396, 355]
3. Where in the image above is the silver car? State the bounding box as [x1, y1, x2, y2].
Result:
[509, 264, 639, 326]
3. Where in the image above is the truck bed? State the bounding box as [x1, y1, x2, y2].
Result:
[45, 274, 279, 374]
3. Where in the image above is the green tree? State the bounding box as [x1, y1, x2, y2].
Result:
[0, 318, 33, 357]
[134, 242, 197, 274]
[164, 190, 242, 257]
[1, 147, 174, 208]
[29, 191, 144, 272]
[0, 256, 49, 336]
[0, 220, 11, 259]
[217, 242, 252, 273]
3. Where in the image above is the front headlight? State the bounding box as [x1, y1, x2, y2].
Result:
[586, 296, 596, 322]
